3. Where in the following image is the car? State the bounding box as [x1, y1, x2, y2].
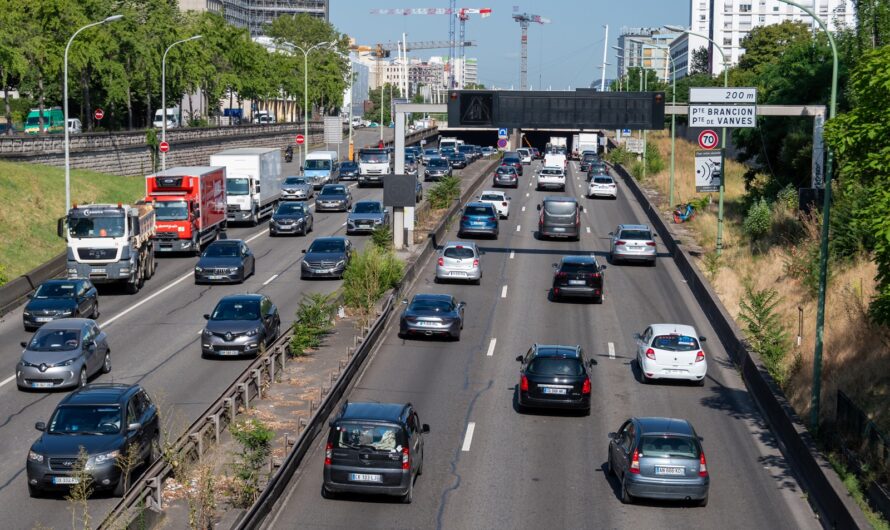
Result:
[202, 294, 280, 358]
[301, 236, 352, 280]
[424, 157, 452, 181]
[194, 239, 255, 284]
[537, 196, 583, 241]
[67, 118, 82, 134]
[458, 144, 477, 162]
[609, 224, 657, 265]
[23, 279, 99, 331]
[435, 241, 482, 284]
[421, 148, 439, 164]
[531, 147, 543, 160]
[607, 417, 710, 506]
[270, 201, 313, 236]
[579, 152, 599, 172]
[406, 146, 422, 159]
[634, 324, 707, 385]
[280, 176, 314, 200]
[339, 161, 360, 181]
[347, 200, 389, 234]
[477, 190, 511, 219]
[481, 146, 496, 158]
[516, 148, 532, 165]
[368, 121, 380, 128]
[492, 165, 519, 188]
[515, 344, 595, 414]
[458, 202, 499, 239]
[439, 147, 456, 159]
[26, 383, 160, 497]
[322, 401, 429, 503]
[551, 255, 606, 303]
[588, 174, 618, 199]
[536, 166, 566, 191]
[404, 154, 419, 176]
[315, 184, 352, 212]
[587, 161, 608, 178]
[501, 155, 523, 176]
[447, 152, 468, 169]
[398, 294, 465, 340]
[17, 318, 110, 391]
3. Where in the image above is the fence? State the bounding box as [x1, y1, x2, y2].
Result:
[835, 390, 890, 520]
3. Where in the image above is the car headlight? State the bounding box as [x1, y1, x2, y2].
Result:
[335, 260, 346, 268]
[246, 328, 259, 337]
[23, 311, 32, 317]
[228, 267, 240, 272]
[55, 358, 77, 367]
[59, 309, 75, 317]
[374, 218, 384, 224]
[28, 450, 44, 463]
[195, 266, 203, 273]
[202, 329, 212, 337]
[86, 450, 120, 469]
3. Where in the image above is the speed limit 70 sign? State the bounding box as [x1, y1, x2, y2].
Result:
[698, 130, 719, 150]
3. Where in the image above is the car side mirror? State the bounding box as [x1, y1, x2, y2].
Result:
[27, 294, 34, 299]
[35, 421, 46, 432]
[515, 355, 523, 362]
[87, 341, 97, 350]
[652, 233, 658, 238]
[608, 432, 617, 440]
[552, 263, 558, 268]
[299, 165, 303, 171]
[699, 336, 707, 342]
[203, 314, 210, 320]
[301, 249, 307, 254]
[459, 301, 466, 307]
[21, 341, 28, 348]
[127, 422, 142, 432]
[536, 204, 541, 211]
[608, 231, 614, 236]
[422, 424, 431, 433]
[633, 333, 641, 341]
[580, 206, 585, 212]
[599, 264, 607, 271]
[589, 358, 598, 366]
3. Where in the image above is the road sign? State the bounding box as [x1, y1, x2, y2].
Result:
[622, 129, 631, 135]
[496, 138, 508, 149]
[323, 116, 342, 144]
[690, 87, 757, 104]
[159, 141, 169, 153]
[498, 127, 508, 138]
[689, 104, 756, 128]
[698, 129, 719, 150]
[94, 108, 104, 121]
[295, 134, 305, 145]
[625, 138, 644, 154]
[695, 149, 723, 192]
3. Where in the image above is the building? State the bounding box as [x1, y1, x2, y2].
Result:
[669, 32, 710, 79]
[427, 56, 478, 88]
[180, 0, 328, 37]
[616, 27, 680, 83]
[345, 53, 370, 118]
[687, 0, 855, 75]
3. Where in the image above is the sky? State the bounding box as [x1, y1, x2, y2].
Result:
[330, 1, 691, 89]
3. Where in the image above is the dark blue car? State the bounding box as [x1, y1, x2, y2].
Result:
[458, 202, 499, 239]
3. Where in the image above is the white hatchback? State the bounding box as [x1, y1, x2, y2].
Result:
[536, 166, 566, 191]
[635, 324, 707, 385]
[477, 190, 511, 219]
[588, 174, 618, 199]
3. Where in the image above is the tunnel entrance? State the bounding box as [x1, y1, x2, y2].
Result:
[437, 128, 500, 149]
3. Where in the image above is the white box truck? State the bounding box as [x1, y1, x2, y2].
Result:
[210, 148, 282, 225]
[576, 133, 599, 158]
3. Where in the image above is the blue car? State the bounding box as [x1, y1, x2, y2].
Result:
[458, 202, 499, 239]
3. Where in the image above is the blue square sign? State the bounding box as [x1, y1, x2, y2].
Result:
[498, 128, 508, 138]
[622, 129, 632, 135]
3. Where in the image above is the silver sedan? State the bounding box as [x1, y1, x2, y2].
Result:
[610, 224, 657, 265]
[17, 318, 110, 390]
[280, 176, 314, 200]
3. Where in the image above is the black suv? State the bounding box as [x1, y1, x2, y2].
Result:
[516, 344, 596, 414]
[27, 383, 160, 497]
[23, 279, 99, 331]
[323, 401, 430, 503]
[551, 255, 606, 303]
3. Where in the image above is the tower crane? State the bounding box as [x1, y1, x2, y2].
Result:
[511, 12, 550, 91]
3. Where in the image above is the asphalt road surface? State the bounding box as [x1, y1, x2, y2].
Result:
[264, 158, 820, 530]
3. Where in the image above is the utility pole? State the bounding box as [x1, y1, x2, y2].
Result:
[600, 25, 608, 91]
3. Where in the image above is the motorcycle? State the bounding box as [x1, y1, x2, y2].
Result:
[673, 203, 695, 224]
[284, 145, 294, 163]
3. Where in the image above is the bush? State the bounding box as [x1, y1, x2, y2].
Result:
[738, 283, 790, 386]
[371, 225, 392, 251]
[605, 147, 631, 166]
[0, 263, 8, 287]
[775, 184, 798, 211]
[342, 245, 403, 323]
[645, 142, 665, 175]
[229, 418, 274, 508]
[427, 175, 461, 210]
[290, 293, 337, 356]
[743, 197, 772, 240]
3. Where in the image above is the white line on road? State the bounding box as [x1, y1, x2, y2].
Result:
[516, 225, 521, 232]
[521, 206, 526, 212]
[501, 285, 508, 298]
[102, 271, 194, 328]
[461, 422, 476, 452]
[608, 342, 616, 360]
[341, 222, 347, 227]
[586, 227, 591, 234]
[486, 338, 497, 357]
[525, 192, 530, 197]
[262, 274, 279, 286]
[509, 250, 515, 259]
[0, 375, 15, 388]
[528, 181, 533, 187]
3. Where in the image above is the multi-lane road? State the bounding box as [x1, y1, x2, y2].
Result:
[264, 157, 820, 529]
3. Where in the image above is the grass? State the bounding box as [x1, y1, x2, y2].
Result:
[0, 159, 145, 280]
[827, 451, 890, 530]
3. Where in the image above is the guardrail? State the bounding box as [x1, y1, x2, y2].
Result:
[0, 253, 65, 317]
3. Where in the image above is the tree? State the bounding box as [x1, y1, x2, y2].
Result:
[736, 21, 813, 72]
[366, 83, 402, 126]
[689, 46, 710, 75]
[0, 1, 27, 134]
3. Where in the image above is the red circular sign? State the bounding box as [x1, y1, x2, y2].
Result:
[295, 134, 305, 145]
[159, 141, 170, 153]
[94, 108, 104, 120]
[698, 129, 719, 150]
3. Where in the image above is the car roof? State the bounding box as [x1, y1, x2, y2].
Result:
[208, 239, 243, 246]
[533, 344, 581, 358]
[561, 255, 597, 264]
[443, 240, 478, 248]
[339, 402, 409, 423]
[218, 293, 264, 303]
[618, 224, 650, 231]
[480, 189, 505, 196]
[413, 293, 453, 303]
[541, 166, 564, 171]
[37, 318, 92, 329]
[465, 201, 495, 210]
[354, 199, 382, 205]
[61, 384, 137, 406]
[648, 323, 699, 337]
[283, 175, 305, 180]
[543, 196, 578, 203]
[312, 236, 348, 243]
[40, 279, 81, 286]
[635, 417, 696, 437]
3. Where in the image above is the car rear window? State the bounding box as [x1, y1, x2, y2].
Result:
[333, 422, 404, 452]
[560, 261, 598, 273]
[619, 229, 652, 240]
[540, 169, 563, 176]
[639, 435, 700, 458]
[444, 246, 475, 259]
[528, 358, 584, 376]
[480, 194, 504, 201]
[593, 177, 613, 184]
[496, 167, 515, 175]
[465, 205, 494, 216]
[652, 334, 700, 352]
[543, 201, 577, 215]
[503, 157, 520, 164]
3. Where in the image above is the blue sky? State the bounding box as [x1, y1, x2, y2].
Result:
[330, 1, 690, 88]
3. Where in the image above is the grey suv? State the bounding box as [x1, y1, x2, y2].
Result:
[609, 224, 657, 265]
[537, 197, 583, 241]
[201, 294, 280, 358]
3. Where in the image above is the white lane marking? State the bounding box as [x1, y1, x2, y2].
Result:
[521, 206, 526, 212]
[461, 422, 476, 452]
[586, 227, 591, 234]
[197, 329, 203, 335]
[102, 270, 194, 328]
[0, 375, 15, 388]
[516, 225, 521, 232]
[608, 342, 616, 360]
[263, 274, 279, 286]
[501, 285, 508, 298]
[525, 192, 529, 198]
[486, 338, 497, 357]
[246, 229, 266, 243]
[509, 250, 515, 259]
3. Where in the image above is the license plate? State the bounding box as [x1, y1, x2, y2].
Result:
[541, 387, 567, 395]
[92, 268, 106, 274]
[450, 272, 467, 277]
[32, 381, 54, 388]
[655, 466, 685, 476]
[349, 473, 382, 483]
[35, 317, 54, 322]
[553, 227, 565, 232]
[665, 369, 687, 374]
[217, 350, 240, 356]
[52, 477, 80, 485]
[416, 321, 438, 328]
[206, 275, 225, 280]
[568, 280, 586, 286]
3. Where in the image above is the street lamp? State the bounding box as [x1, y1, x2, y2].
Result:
[284, 41, 335, 166]
[331, 49, 355, 160]
[64, 14, 123, 213]
[774, 0, 839, 433]
[665, 25, 730, 255]
[161, 35, 202, 172]
[653, 44, 678, 206]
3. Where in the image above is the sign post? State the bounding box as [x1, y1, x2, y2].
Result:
[296, 134, 305, 168]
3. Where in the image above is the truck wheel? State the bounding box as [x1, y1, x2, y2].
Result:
[126, 280, 139, 294]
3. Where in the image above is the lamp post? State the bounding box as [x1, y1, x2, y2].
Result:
[654, 44, 678, 206]
[285, 41, 334, 166]
[64, 14, 123, 213]
[666, 25, 730, 255]
[162, 35, 202, 172]
[332, 49, 355, 160]
[775, 0, 838, 433]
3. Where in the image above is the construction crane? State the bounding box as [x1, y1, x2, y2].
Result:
[369, 7, 492, 88]
[511, 12, 550, 91]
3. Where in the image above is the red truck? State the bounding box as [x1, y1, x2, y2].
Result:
[145, 167, 227, 255]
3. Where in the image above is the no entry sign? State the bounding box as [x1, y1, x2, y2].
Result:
[296, 134, 305, 145]
[94, 108, 104, 120]
[159, 141, 170, 153]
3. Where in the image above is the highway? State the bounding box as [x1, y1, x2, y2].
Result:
[265, 158, 820, 529]
[0, 132, 462, 529]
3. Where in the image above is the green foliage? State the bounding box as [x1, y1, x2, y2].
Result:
[644, 142, 665, 175]
[605, 147, 631, 166]
[826, 452, 890, 530]
[145, 127, 159, 172]
[229, 418, 274, 508]
[868, 188, 890, 326]
[775, 184, 798, 211]
[738, 283, 790, 385]
[690, 46, 710, 75]
[743, 197, 772, 241]
[342, 245, 403, 323]
[702, 252, 722, 281]
[365, 83, 403, 126]
[0, 263, 8, 287]
[371, 224, 392, 251]
[688, 195, 711, 212]
[427, 175, 461, 210]
[290, 293, 337, 356]
[784, 240, 823, 298]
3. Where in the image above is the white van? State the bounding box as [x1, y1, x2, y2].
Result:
[153, 107, 180, 129]
[303, 150, 340, 189]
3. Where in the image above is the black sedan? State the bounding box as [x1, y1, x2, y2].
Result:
[315, 184, 352, 212]
[339, 161, 360, 181]
[516, 344, 595, 414]
[398, 294, 465, 341]
[269, 201, 313, 236]
[447, 152, 468, 169]
[194, 239, 255, 284]
[551, 255, 606, 303]
[501, 156, 523, 176]
[23, 279, 98, 331]
[301, 236, 352, 280]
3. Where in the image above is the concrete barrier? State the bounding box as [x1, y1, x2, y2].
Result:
[0, 252, 65, 317]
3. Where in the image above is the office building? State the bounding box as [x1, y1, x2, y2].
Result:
[616, 27, 681, 83]
[180, 0, 328, 37]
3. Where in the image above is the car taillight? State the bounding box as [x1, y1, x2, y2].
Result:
[461, 216, 469, 222]
[589, 273, 600, 279]
[646, 241, 656, 246]
[615, 240, 627, 245]
[630, 449, 641, 474]
[699, 452, 708, 477]
[324, 442, 332, 466]
[695, 350, 705, 362]
[576, 210, 581, 226]
[488, 217, 497, 222]
[438, 257, 444, 266]
[556, 272, 567, 279]
[520, 374, 529, 391]
[473, 258, 479, 267]
[402, 446, 410, 470]
[645, 348, 656, 360]
[581, 377, 591, 394]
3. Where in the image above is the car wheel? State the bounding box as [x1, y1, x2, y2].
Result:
[473, 277, 481, 286]
[451, 331, 461, 341]
[595, 296, 603, 305]
[78, 367, 88, 388]
[698, 494, 709, 507]
[24, 325, 36, 332]
[433, 275, 440, 284]
[147, 439, 160, 467]
[321, 484, 335, 499]
[401, 479, 414, 504]
[28, 484, 42, 498]
[606, 448, 615, 476]
[417, 448, 424, 476]
[113, 476, 127, 497]
[102, 351, 111, 374]
[648, 259, 657, 268]
[696, 377, 706, 387]
[610, 252, 619, 265]
[621, 480, 634, 504]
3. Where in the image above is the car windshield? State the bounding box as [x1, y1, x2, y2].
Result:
[48, 405, 123, 435]
[154, 200, 189, 221]
[334, 422, 402, 452]
[428, 158, 448, 168]
[582, 154, 597, 161]
[480, 194, 504, 201]
[652, 334, 700, 352]
[496, 167, 515, 175]
[203, 243, 241, 257]
[359, 152, 387, 163]
[309, 240, 346, 253]
[464, 205, 493, 216]
[619, 229, 652, 240]
[411, 298, 453, 312]
[560, 261, 598, 273]
[28, 328, 81, 351]
[353, 202, 382, 214]
[68, 215, 125, 239]
[276, 203, 305, 215]
[594, 177, 614, 184]
[543, 202, 577, 215]
[404, 155, 416, 163]
[284, 177, 306, 186]
[227, 177, 250, 196]
[305, 159, 331, 170]
[424, 150, 438, 156]
[640, 435, 700, 458]
[341, 162, 358, 170]
[211, 300, 260, 321]
[503, 157, 520, 164]
[320, 186, 346, 196]
[34, 282, 78, 298]
[444, 247, 475, 259]
[527, 357, 584, 376]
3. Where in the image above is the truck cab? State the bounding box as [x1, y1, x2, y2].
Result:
[153, 107, 180, 129]
[210, 148, 282, 225]
[146, 167, 228, 254]
[358, 148, 392, 186]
